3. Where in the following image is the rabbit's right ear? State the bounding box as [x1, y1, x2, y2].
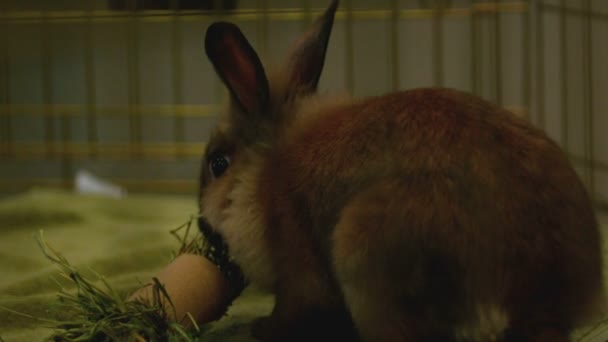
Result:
[205, 22, 269, 116]
[285, 0, 339, 94]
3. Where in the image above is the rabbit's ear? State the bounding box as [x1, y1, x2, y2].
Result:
[286, 0, 338, 93]
[205, 22, 269, 116]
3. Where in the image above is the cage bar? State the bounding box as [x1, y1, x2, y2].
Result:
[170, 0, 185, 159]
[543, 2, 608, 20]
[300, 0, 312, 30]
[470, 0, 479, 95]
[0, 104, 219, 117]
[559, 0, 568, 152]
[40, 10, 55, 157]
[493, 1, 502, 106]
[3, 141, 204, 160]
[534, 0, 545, 129]
[343, 0, 354, 94]
[0, 3, 530, 24]
[582, 0, 594, 193]
[431, 2, 444, 87]
[127, 0, 143, 158]
[84, 1, 99, 158]
[522, 0, 531, 119]
[257, 0, 269, 60]
[389, 0, 400, 92]
[0, 3, 10, 158]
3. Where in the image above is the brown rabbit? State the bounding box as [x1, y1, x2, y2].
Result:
[198, 1, 605, 341]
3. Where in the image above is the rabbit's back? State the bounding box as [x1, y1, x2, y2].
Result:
[283, 88, 595, 229]
[273, 87, 604, 340]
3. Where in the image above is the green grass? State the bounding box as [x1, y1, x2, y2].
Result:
[26, 229, 203, 342]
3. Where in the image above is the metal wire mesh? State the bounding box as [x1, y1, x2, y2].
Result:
[0, 0, 606, 206]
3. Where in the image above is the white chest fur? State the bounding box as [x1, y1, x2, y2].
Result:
[214, 157, 276, 291]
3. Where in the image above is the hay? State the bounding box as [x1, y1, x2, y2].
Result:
[1, 214, 209, 341]
[34, 229, 201, 342]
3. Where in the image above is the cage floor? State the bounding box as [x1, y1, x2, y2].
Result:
[0, 189, 607, 341]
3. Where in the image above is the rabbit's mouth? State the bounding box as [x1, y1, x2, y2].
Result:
[197, 215, 247, 299]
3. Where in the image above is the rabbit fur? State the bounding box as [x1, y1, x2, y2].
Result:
[198, 1, 605, 341]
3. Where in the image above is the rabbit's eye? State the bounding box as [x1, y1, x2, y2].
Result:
[209, 154, 231, 179]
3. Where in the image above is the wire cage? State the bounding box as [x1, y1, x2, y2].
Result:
[0, 0, 606, 208]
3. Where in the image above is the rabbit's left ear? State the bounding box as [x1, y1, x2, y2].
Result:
[205, 22, 269, 116]
[286, 0, 339, 93]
